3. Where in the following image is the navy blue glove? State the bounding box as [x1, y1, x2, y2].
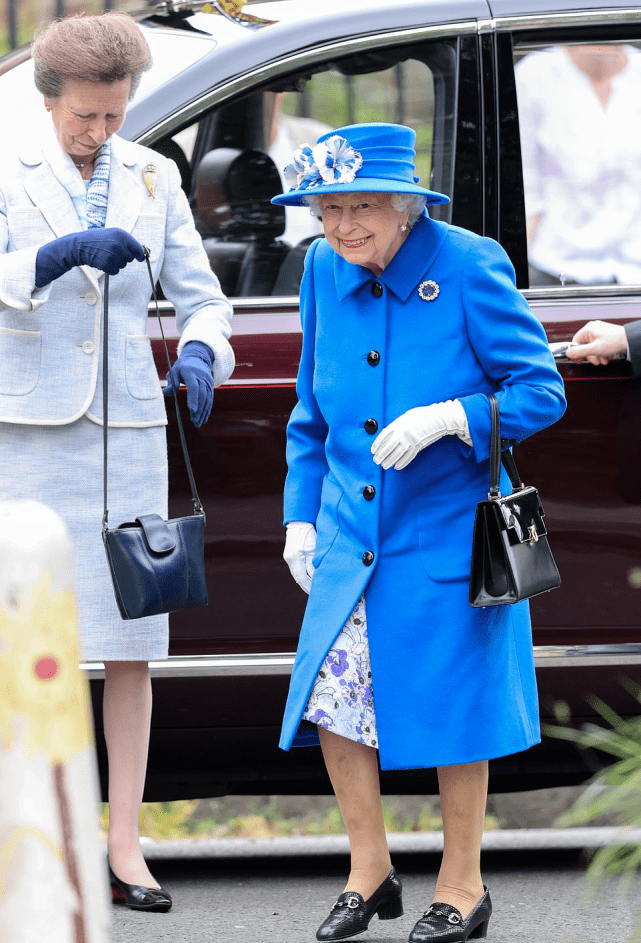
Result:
[35, 228, 146, 287]
[164, 341, 215, 428]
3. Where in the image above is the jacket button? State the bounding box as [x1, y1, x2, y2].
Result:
[81, 341, 95, 354]
[371, 282, 383, 298]
[83, 292, 97, 305]
[362, 485, 376, 501]
[362, 551, 375, 566]
[364, 418, 378, 435]
[367, 350, 380, 366]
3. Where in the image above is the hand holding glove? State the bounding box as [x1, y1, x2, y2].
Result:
[371, 400, 472, 470]
[283, 521, 317, 594]
[35, 227, 146, 287]
[164, 341, 215, 428]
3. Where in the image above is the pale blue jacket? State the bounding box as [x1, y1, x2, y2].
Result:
[0, 134, 234, 426]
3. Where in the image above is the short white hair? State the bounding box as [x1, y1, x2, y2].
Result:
[303, 192, 427, 228]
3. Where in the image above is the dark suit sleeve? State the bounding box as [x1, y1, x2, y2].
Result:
[625, 321, 641, 378]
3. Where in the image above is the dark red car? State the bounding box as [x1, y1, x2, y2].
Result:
[2, 0, 641, 799]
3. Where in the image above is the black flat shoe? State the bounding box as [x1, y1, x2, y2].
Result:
[316, 867, 403, 941]
[408, 886, 492, 943]
[109, 864, 172, 912]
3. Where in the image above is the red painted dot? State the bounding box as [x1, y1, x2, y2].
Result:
[34, 657, 59, 681]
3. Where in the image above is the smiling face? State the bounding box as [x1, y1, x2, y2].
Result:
[45, 76, 131, 163]
[319, 192, 410, 274]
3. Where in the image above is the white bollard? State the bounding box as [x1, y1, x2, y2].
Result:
[0, 500, 110, 943]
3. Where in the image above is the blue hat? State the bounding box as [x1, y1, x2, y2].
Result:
[271, 122, 449, 207]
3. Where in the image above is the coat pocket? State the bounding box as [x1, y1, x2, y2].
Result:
[416, 488, 478, 583]
[0, 327, 42, 395]
[312, 475, 344, 568]
[125, 335, 163, 401]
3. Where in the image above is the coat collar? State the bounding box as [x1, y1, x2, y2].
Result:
[333, 213, 450, 302]
[19, 133, 143, 287]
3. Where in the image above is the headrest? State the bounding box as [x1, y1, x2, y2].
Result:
[197, 148, 285, 240]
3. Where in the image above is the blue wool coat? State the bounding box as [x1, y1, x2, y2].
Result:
[280, 213, 566, 771]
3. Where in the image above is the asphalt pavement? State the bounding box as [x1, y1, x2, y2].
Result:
[109, 831, 641, 943]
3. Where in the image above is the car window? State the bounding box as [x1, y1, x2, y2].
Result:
[163, 41, 455, 299]
[514, 40, 641, 289]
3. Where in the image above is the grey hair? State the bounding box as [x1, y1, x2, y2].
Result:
[303, 192, 427, 228]
[32, 12, 152, 101]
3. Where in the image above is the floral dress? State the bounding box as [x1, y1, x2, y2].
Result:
[301, 595, 378, 747]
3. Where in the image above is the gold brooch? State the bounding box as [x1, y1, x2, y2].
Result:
[142, 163, 157, 199]
[418, 280, 440, 302]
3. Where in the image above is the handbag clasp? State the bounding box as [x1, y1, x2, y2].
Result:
[527, 524, 539, 543]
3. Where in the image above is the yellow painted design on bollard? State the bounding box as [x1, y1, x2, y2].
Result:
[0, 575, 93, 764]
[0, 826, 64, 899]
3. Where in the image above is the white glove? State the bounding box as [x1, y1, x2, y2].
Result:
[283, 521, 317, 594]
[371, 400, 473, 470]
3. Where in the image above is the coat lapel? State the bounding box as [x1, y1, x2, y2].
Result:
[104, 136, 143, 237]
[20, 145, 101, 292]
[22, 156, 83, 241]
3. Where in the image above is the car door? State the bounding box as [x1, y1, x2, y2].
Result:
[485, 12, 641, 732]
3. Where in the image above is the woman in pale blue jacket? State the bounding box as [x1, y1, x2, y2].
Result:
[272, 123, 565, 943]
[0, 13, 234, 911]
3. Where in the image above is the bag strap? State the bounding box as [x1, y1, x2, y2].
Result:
[102, 250, 204, 532]
[487, 392, 524, 498]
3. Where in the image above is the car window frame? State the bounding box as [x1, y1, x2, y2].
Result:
[499, 14, 641, 295]
[139, 21, 481, 303]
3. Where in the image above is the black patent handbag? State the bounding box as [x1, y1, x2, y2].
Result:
[468, 393, 561, 608]
[102, 252, 208, 620]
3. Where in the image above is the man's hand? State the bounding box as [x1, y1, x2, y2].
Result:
[566, 320, 627, 366]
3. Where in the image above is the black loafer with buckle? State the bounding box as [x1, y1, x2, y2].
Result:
[109, 865, 173, 912]
[408, 886, 492, 943]
[316, 867, 404, 941]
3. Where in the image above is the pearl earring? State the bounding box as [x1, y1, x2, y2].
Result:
[401, 224, 407, 232]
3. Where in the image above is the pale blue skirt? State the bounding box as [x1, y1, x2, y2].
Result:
[0, 416, 169, 661]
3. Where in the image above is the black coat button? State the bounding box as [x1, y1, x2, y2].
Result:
[364, 418, 378, 435]
[362, 485, 376, 501]
[367, 350, 380, 366]
[371, 282, 383, 298]
[362, 551, 375, 566]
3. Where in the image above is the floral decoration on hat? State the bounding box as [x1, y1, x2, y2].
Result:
[283, 136, 363, 193]
[283, 144, 321, 191]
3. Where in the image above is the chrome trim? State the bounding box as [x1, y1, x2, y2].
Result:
[80, 651, 297, 680]
[524, 284, 641, 304]
[496, 8, 641, 32]
[224, 377, 297, 386]
[137, 20, 478, 144]
[80, 645, 641, 680]
[150, 298, 300, 315]
[533, 644, 641, 668]
[477, 17, 496, 34]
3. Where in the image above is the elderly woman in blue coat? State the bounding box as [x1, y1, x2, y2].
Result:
[0, 14, 234, 912]
[272, 123, 566, 943]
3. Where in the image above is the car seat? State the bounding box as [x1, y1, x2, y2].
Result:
[196, 148, 287, 297]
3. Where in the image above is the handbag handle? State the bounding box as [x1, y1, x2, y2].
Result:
[488, 393, 524, 499]
[102, 250, 204, 531]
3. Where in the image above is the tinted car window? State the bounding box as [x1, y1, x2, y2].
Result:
[514, 40, 641, 288]
[167, 41, 456, 298]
